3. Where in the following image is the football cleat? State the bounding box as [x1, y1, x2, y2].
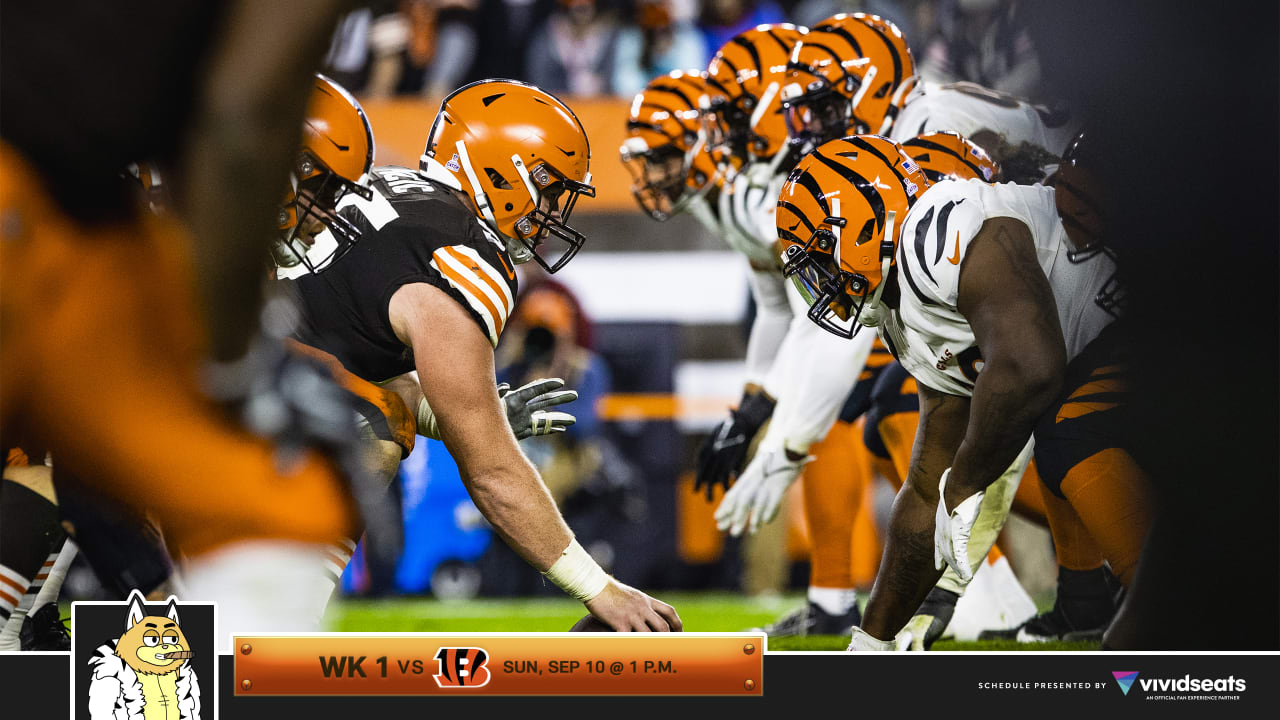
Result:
[979, 565, 1121, 643]
[19, 602, 71, 651]
[751, 600, 862, 637]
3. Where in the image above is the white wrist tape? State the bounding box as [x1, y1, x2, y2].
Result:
[416, 396, 441, 440]
[544, 538, 609, 602]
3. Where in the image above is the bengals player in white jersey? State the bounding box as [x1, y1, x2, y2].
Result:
[781, 13, 1072, 176]
[778, 132, 1150, 649]
[280, 78, 680, 632]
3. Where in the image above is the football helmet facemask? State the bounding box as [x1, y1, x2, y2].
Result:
[620, 70, 721, 221]
[777, 135, 930, 338]
[422, 79, 595, 273]
[275, 74, 375, 273]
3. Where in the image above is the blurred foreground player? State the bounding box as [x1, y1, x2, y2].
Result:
[0, 1, 366, 648]
[280, 79, 681, 631]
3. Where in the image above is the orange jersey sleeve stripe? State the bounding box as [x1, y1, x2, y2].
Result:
[431, 250, 504, 345]
[441, 246, 512, 318]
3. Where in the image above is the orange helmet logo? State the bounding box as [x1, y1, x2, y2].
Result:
[619, 70, 722, 221]
[777, 135, 929, 338]
[422, 79, 595, 273]
[275, 74, 375, 274]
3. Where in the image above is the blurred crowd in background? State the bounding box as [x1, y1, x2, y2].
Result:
[323, 0, 1052, 104]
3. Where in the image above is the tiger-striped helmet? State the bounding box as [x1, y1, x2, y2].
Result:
[777, 134, 929, 338]
[901, 131, 999, 183]
[704, 24, 807, 168]
[619, 70, 721, 221]
[780, 13, 917, 151]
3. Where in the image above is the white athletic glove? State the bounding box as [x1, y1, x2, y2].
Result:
[714, 447, 814, 537]
[847, 626, 908, 652]
[499, 378, 578, 441]
[934, 468, 985, 583]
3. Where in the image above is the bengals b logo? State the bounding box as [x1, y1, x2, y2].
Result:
[433, 647, 491, 688]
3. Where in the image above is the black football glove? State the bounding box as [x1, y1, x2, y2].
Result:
[693, 389, 776, 501]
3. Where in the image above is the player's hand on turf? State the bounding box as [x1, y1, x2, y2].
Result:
[499, 378, 577, 440]
[584, 580, 683, 632]
[934, 468, 984, 582]
[714, 447, 813, 537]
[693, 391, 776, 501]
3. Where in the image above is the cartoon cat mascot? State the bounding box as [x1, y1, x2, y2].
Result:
[88, 590, 201, 719]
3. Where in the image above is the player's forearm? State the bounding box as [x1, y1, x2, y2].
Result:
[946, 357, 1059, 502]
[758, 317, 875, 455]
[459, 460, 573, 572]
[863, 385, 969, 639]
[743, 267, 793, 385]
[862, 477, 946, 639]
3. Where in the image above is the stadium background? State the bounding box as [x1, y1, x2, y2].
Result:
[58, 0, 1063, 634]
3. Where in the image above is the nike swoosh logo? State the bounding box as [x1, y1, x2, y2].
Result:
[788, 220, 801, 231]
[947, 231, 962, 265]
[496, 252, 515, 280]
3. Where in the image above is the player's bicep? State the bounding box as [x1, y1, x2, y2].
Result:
[957, 217, 1066, 377]
[387, 282, 519, 476]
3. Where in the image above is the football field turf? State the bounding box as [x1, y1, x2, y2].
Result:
[327, 593, 1098, 651]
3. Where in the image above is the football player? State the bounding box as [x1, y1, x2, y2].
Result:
[777, 132, 1150, 650]
[620, 66, 868, 634]
[619, 70, 725, 228]
[780, 13, 1073, 175]
[666, 24, 878, 635]
[1, 0, 369, 651]
[775, 13, 1068, 645]
[279, 79, 681, 631]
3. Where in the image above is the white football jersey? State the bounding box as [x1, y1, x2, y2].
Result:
[879, 178, 1115, 396]
[717, 165, 787, 271]
[890, 81, 1077, 156]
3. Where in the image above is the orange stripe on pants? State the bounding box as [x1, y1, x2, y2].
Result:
[1058, 448, 1153, 585]
[801, 419, 869, 589]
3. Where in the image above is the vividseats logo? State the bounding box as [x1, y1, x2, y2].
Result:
[1112, 670, 1246, 701]
[1112, 671, 1139, 696]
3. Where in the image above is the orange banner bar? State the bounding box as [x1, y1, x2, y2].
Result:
[234, 634, 764, 697]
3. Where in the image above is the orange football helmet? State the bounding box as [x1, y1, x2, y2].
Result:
[275, 73, 375, 273]
[619, 70, 721, 221]
[780, 13, 917, 151]
[704, 24, 807, 170]
[422, 79, 595, 273]
[777, 135, 929, 337]
[901, 131, 1000, 183]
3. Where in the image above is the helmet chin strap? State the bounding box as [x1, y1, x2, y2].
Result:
[859, 209, 896, 327]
